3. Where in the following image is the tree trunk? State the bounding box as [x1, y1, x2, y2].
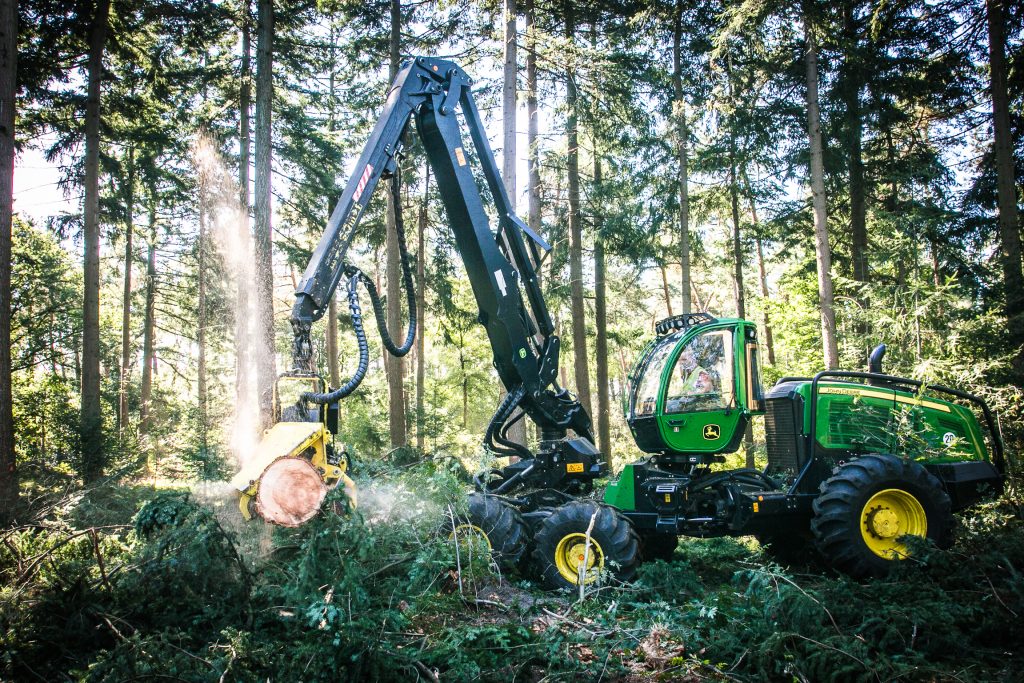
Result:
[416, 167, 428, 451]
[565, 2, 592, 416]
[197, 176, 209, 461]
[804, 19, 839, 370]
[729, 134, 745, 320]
[0, 0, 16, 521]
[986, 0, 1024, 379]
[385, 0, 407, 448]
[81, 0, 112, 483]
[844, 2, 867, 286]
[594, 157, 611, 467]
[140, 191, 158, 457]
[254, 0, 277, 429]
[326, 29, 341, 390]
[659, 265, 674, 317]
[742, 170, 775, 364]
[501, 0, 528, 450]
[237, 0, 253, 424]
[526, 0, 541, 242]
[673, 0, 692, 314]
[118, 149, 135, 437]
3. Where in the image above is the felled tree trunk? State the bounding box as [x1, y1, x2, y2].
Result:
[255, 458, 327, 526]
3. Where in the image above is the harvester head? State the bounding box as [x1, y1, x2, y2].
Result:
[230, 374, 356, 525]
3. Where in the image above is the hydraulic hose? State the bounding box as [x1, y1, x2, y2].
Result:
[302, 174, 417, 403]
[302, 274, 369, 404]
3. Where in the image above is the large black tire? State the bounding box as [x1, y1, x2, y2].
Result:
[811, 453, 953, 579]
[449, 493, 528, 570]
[639, 532, 678, 562]
[532, 501, 640, 590]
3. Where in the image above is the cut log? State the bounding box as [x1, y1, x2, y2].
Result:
[255, 457, 327, 526]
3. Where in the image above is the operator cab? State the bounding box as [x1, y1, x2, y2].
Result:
[626, 314, 764, 467]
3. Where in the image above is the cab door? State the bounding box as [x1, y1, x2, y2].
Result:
[658, 326, 744, 455]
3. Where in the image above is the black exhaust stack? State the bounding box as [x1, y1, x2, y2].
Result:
[867, 344, 886, 385]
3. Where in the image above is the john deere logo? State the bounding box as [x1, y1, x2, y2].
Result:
[703, 424, 721, 440]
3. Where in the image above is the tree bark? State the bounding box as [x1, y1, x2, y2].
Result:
[565, 2, 592, 416]
[659, 265, 674, 317]
[415, 168, 428, 451]
[843, 2, 867, 287]
[237, 0, 253, 424]
[594, 157, 611, 467]
[729, 133, 745, 320]
[254, 0, 277, 429]
[197, 175, 209, 461]
[526, 0, 541, 241]
[0, 0, 17, 521]
[804, 18, 839, 370]
[385, 0, 407, 448]
[986, 0, 1024, 379]
[673, 0, 692, 314]
[326, 27, 340, 390]
[118, 149, 135, 437]
[139, 191, 158, 458]
[81, 0, 112, 482]
[741, 170, 775, 364]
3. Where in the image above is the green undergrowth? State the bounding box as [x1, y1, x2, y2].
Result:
[2, 464, 1023, 682]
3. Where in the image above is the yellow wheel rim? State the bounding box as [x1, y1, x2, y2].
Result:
[860, 488, 928, 559]
[554, 533, 604, 585]
[449, 524, 491, 557]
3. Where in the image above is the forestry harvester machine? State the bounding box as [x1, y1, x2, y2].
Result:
[231, 57, 1006, 584]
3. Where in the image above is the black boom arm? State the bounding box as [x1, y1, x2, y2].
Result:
[290, 57, 599, 477]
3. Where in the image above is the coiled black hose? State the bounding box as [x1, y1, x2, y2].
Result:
[303, 174, 417, 404]
[303, 274, 369, 403]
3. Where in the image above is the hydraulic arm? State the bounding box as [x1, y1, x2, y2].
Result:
[289, 57, 604, 497]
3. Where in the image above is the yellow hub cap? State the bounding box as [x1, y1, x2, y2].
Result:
[450, 524, 491, 557]
[554, 533, 604, 585]
[860, 488, 928, 559]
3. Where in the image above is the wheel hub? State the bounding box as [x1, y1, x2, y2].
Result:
[554, 533, 604, 585]
[859, 488, 928, 559]
[865, 506, 901, 539]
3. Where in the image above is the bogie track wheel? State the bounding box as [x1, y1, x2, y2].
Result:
[532, 500, 640, 590]
[448, 493, 528, 571]
[811, 453, 953, 578]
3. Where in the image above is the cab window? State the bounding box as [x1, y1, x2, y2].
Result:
[746, 342, 764, 412]
[631, 332, 682, 417]
[665, 329, 735, 414]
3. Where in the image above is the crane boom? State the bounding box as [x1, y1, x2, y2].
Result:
[290, 56, 604, 497]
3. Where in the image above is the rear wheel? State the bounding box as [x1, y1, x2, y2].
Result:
[811, 453, 953, 578]
[532, 501, 640, 590]
[448, 493, 528, 570]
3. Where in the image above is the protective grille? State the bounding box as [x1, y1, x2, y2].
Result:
[765, 398, 800, 472]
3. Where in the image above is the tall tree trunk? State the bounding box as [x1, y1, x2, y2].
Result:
[197, 178, 209, 462]
[139, 192, 158, 458]
[660, 265, 674, 317]
[986, 0, 1024, 379]
[526, 0, 541, 241]
[324, 23, 341, 389]
[254, 0, 277, 429]
[742, 170, 775, 364]
[0, 0, 16, 521]
[729, 134, 745, 320]
[237, 0, 253, 421]
[673, 0, 692, 314]
[565, 1, 592, 416]
[805, 19, 839, 369]
[844, 11, 867, 285]
[501, 0, 528, 450]
[385, 0, 407, 448]
[81, 0, 111, 483]
[118, 149, 135, 437]
[594, 157, 611, 467]
[415, 168, 428, 451]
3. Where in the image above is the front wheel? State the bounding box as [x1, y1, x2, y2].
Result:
[532, 501, 640, 590]
[811, 453, 953, 578]
[448, 493, 528, 570]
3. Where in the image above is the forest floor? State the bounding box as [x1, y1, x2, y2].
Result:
[2, 456, 1023, 682]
